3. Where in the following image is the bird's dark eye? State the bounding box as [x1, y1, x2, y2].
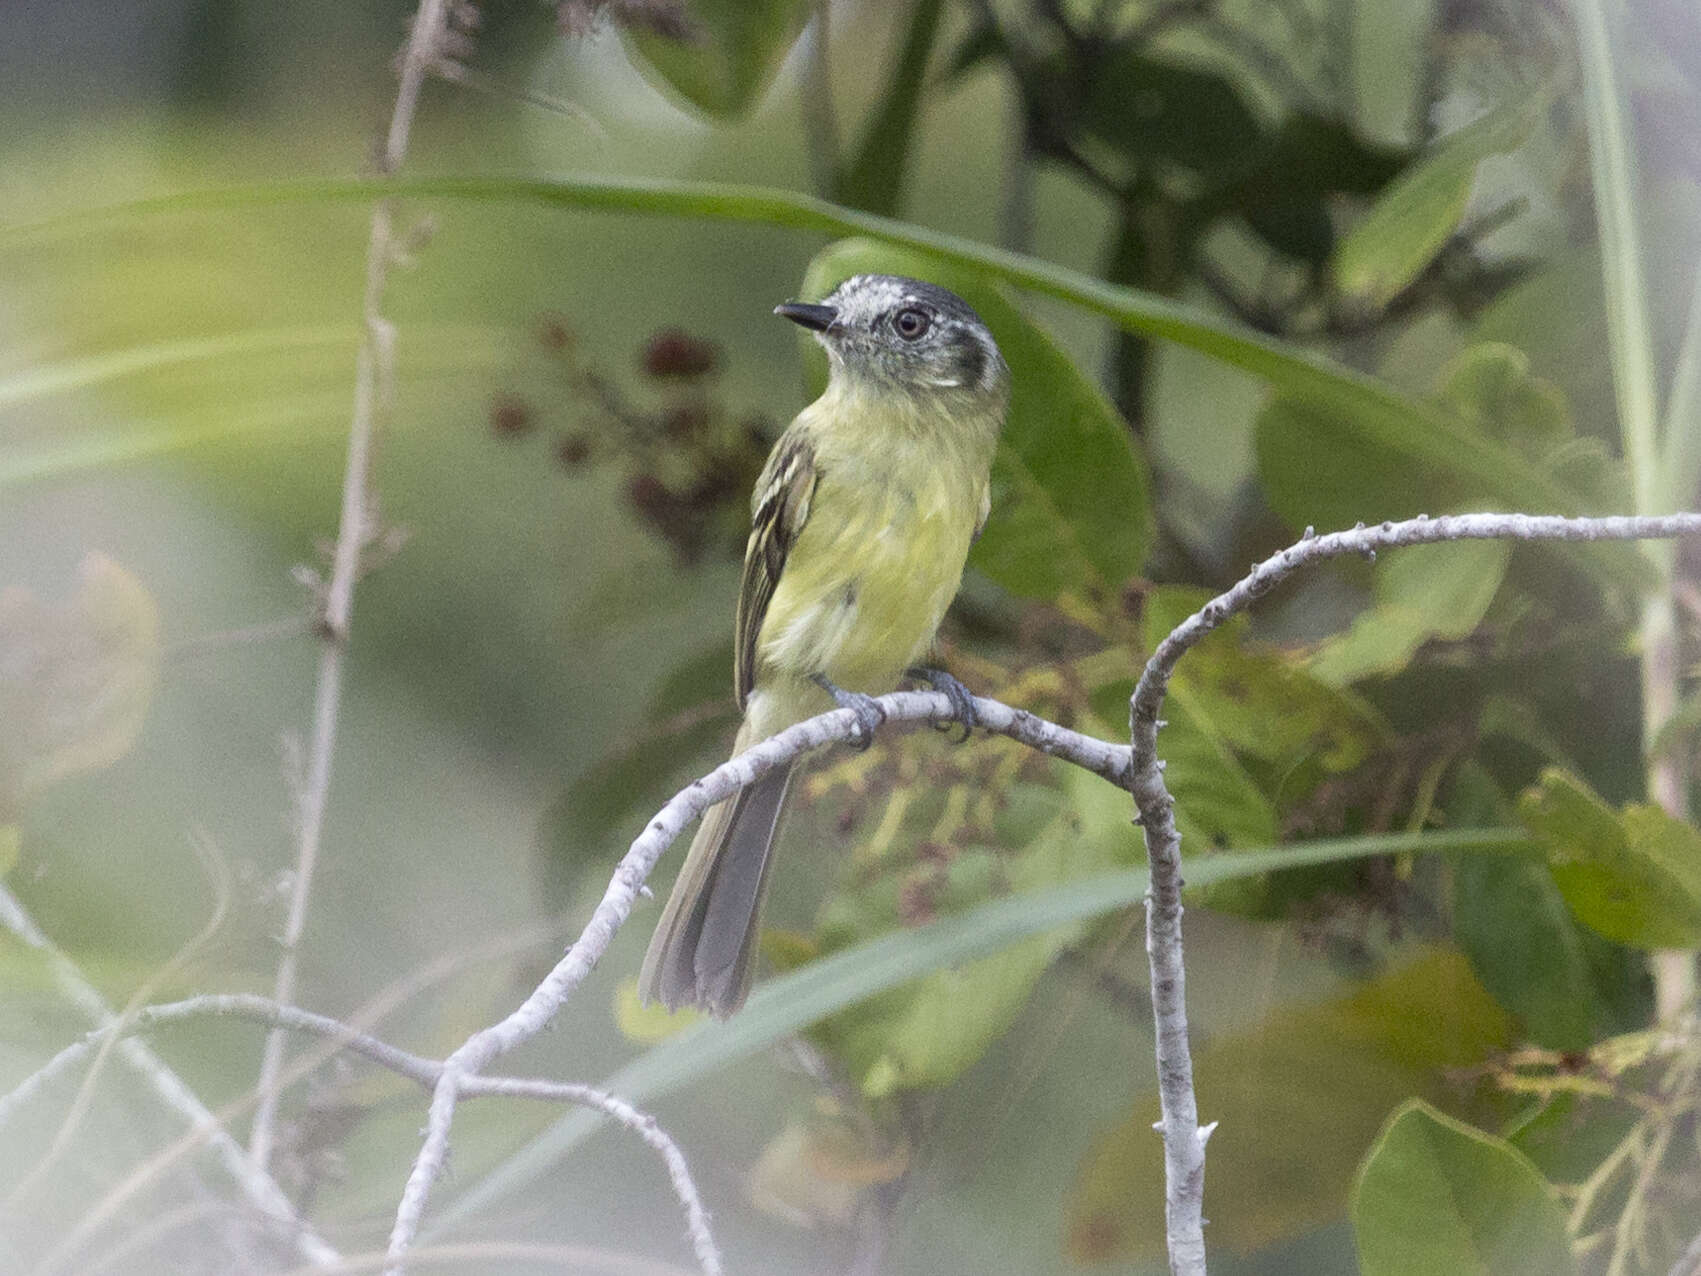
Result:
[891, 307, 932, 341]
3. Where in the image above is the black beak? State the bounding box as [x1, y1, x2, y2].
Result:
[774, 301, 837, 332]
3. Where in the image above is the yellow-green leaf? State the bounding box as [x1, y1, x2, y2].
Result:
[1334, 95, 1545, 309]
[623, 0, 812, 119]
[1311, 537, 1511, 685]
[1519, 768, 1701, 948]
[1352, 1101, 1576, 1276]
[0, 554, 160, 811]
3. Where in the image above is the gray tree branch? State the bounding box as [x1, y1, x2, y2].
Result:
[1131, 510, 1701, 1275]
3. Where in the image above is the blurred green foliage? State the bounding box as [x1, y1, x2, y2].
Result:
[2, 1, 1700, 1274]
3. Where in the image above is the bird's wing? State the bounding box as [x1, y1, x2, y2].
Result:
[735, 430, 819, 708]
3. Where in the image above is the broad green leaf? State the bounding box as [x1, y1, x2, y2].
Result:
[1066, 950, 1514, 1264]
[1310, 538, 1511, 685]
[1352, 1100, 1577, 1276]
[1085, 680, 1299, 917]
[0, 825, 17, 878]
[1229, 114, 1412, 265]
[1256, 365, 1642, 591]
[1334, 94, 1545, 309]
[1257, 390, 1463, 532]
[799, 237, 1155, 600]
[1075, 48, 1264, 179]
[1519, 768, 1701, 948]
[622, 0, 811, 119]
[434, 830, 1526, 1232]
[837, 0, 943, 216]
[1449, 762, 1649, 1049]
[1455, 853, 1649, 1049]
[0, 555, 160, 813]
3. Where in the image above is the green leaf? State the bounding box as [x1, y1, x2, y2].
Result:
[1067, 950, 1514, 1264]
[1334, 94, 1545, 310]
[1075, 48, 1264, 178]
[837, 0, 943, 216]
[1455, 853, 1650, 1049]
[799, 237, 1155, 600]
[1519, 768, 1701, 948]
[1352, 1100, 1577, 1276]
[622, 0, 812, 119]
[1310, 538, 1511, 685]
[1449, 762, 1650, 1049]
[1228, 114, 1412, 264]
[431, 828, 1529, 1234]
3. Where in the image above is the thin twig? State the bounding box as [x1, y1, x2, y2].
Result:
[5, 832, 232, 1210]
[0, 992, 718, 1275]
[0, 886, 338, 1268]
[1129, 511, 1701, 1274]
[249, 0, 455, 1172]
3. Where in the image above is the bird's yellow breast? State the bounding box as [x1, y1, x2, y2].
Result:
[754, 382, 992, 700]
[757, 459, 971, 693]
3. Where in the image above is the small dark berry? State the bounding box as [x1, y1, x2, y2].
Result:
[641, 328, 720, 379]
[489, 392, 534, 439]
[557, 435, 593, 467]
[537, 312, 576, 353]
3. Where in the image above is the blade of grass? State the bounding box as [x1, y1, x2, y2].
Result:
[0, 323, 538, 485]
[0, 176, 1622, 538]
[1574, 0, 1661, 514]
[427, 825, 1534, 1234]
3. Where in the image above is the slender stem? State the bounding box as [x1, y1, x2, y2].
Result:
[248, 0, 452, 1172]
[1574, 0, 1696, 1019]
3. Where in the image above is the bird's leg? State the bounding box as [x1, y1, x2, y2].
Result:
[811, 674, 887, 751]
[906, 666, 978, 741]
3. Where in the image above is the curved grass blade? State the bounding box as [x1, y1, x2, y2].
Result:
[0, 175, 1605, 524]
[428, 825, 1534, 1234]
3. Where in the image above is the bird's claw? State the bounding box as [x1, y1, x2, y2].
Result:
[906, 666, 978, 742]
[812, 674, 887, 751]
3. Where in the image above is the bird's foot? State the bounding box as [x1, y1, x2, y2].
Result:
[812, 674, 887, 750]
[906, 666, 978, 742]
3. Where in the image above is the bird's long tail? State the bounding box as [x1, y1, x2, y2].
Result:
[638, 715, 794, 1018]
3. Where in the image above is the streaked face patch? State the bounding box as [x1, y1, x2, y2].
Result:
[798, 274, 1011, 402]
